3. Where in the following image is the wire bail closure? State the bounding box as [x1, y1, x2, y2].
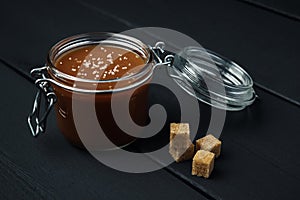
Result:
[27, 41, 256, 137]
[28, 66, 56, 136]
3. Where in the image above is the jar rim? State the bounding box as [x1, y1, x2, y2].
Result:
[46, 32, 153, 84]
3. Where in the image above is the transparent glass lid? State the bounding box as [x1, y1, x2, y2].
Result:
[167, 46, 256, 111]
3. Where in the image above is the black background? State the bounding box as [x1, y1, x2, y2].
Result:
[0, 0, 299, 199]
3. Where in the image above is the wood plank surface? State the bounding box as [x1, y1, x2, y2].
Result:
[0, 63, 208, 200]
[1, 0, 299, 103]
[0, 0, 299, 199]
[238, 0, 300, 20]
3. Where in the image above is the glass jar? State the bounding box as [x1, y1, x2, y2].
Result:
[28, 33, 154, 149]
[28, 32, 256, 150]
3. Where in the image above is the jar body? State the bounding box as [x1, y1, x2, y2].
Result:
[44, 32, 153, 149]
[52, 81, 150, 149]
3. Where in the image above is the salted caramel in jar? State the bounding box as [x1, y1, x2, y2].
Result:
[28, 32, 257, 150]
[37, 33, 154, 149]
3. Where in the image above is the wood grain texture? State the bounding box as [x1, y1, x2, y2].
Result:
[144, 68, 300, 200]
[0, 64, 208, 199]
[0, 0, 300, 199]
[238, 0, 300, 20]
[0, 0, 299, 103]
[0, 151, 55, 199]
[78, 0, 300, 105]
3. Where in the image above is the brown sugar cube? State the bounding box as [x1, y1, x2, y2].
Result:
[169, 123, 195, 162]
[169, 140, 195, 162]
[170, 123, 191, 147]
[196, 134, 221, 158]
[192, 150, 215, 178]
[170, 123, 190, 140]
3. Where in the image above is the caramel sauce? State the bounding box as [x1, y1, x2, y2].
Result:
[55, 45, 146, 81]
[50, 44, 150, 149]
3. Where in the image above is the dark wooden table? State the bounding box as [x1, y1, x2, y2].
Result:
[0, 0, 299, 199]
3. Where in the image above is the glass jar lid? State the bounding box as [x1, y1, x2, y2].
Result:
[160, 46, 256, 111]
